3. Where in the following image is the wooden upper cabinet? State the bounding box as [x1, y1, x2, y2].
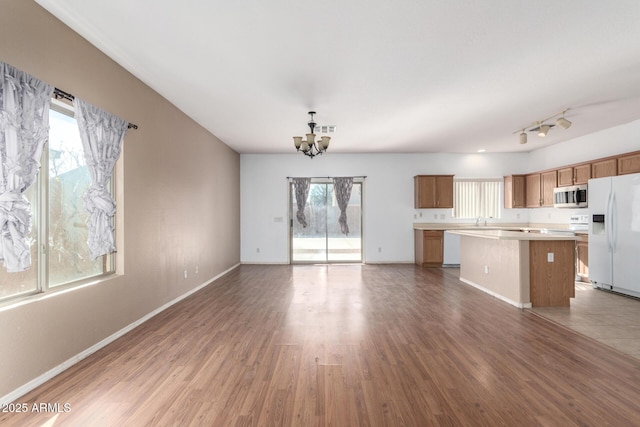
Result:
[557, 167, 574, 186]
[525, 173, 541, 208]
[617, 152, 640, 175]
[541, 170, 557, 207]
[504, 175, 526, 208]
[574, 163, 591, 184]
[592, 158, 617, 179]
[557, 164, 591, 186]
[414, 175, 454, 208]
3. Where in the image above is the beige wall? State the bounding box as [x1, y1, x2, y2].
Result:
[0, 0, 240, 398]
[458, 236, 530, 307]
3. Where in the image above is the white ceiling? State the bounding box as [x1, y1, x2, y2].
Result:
[36, 0, 640, 154]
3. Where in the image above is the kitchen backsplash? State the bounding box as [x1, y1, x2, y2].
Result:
[413, 206, 586, 225]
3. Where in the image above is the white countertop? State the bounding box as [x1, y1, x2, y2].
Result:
[446, 229, 578, 241]
[413, 222, 570, 231]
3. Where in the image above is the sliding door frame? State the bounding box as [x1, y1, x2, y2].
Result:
[288, 177, 365, 264]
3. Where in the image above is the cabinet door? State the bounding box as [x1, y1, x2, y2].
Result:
[422, 231, 443, 266]
[557, 167, 574, 186]
[414, 176, 436, 208]
[592, 158, 617, 178]
[541, 171, 557, 207]
[504, 175, 526, 208]
[576, 237, 589, 283]
[617, 152, 640, 175]
[574, 163, 591, 184]
[435, 176, 454, 208]
[525, 174, 541, 207]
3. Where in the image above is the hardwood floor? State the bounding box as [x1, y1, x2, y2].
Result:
[3, 264, 640, 426]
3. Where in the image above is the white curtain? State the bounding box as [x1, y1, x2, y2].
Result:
[333, 177, 353, 235]
[73, 98, 128, 260]
[0, 62, 53, 272]
[453, 179, 501, 219]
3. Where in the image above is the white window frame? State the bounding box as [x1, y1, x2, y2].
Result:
[0, 98, 116, 303]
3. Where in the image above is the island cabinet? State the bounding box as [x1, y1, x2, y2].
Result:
[617, 152, 640, 175]
[449, 229, 578, 307]
[415, 230, 443, 267]
[529, 240, 576, 307]
[591, 158, 617, 178]
[557, 163, 591, 186]
[414, 175, 454, 208]
[504, 175, 526, 208]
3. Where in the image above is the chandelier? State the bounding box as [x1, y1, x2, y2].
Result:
[293, 111, 330, 158]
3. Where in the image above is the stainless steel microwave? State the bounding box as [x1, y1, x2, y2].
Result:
[553, 184, 588, 208]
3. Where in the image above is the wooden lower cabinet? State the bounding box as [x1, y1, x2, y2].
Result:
[415, 230, 443, 267]
[576, 234, 589, 283]
[529, 240, 576, 307]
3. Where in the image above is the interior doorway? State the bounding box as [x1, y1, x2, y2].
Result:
[290, 179, 362, 263]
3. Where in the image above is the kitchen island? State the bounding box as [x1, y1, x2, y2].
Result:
[446, 229, 578, 308]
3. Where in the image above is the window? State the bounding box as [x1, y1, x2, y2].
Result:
[453, 179, 501, 219]
[0, 99, 115, 302]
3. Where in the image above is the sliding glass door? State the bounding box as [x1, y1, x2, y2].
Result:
[290, 179, 362, 263]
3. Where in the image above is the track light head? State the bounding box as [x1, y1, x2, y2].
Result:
[519, 131, 527, 144]
[538, 124, 551, 137]
[556, 116, 572, 129]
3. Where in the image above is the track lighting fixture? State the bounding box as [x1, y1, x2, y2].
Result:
[519, 130, 527, 144]
[556, 115, 572, 130]
[514, 109, 572, 144]
[538, 124, 551, 137]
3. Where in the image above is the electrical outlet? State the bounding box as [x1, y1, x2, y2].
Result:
[378, 247, 382, 253]
[184, 270, 188, 279]
[195, 266, 198, 274]
[547, 253, 554, 262]
[439, 214, 445, 220]
[256, 248, 260, 253]
[484, 265, 489, 274]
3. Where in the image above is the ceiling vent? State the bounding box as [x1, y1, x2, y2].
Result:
[315, 125, 337, 133]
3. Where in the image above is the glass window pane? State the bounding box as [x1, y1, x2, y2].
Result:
[327, 183, 361, 262]
[48, 108, 105, 287]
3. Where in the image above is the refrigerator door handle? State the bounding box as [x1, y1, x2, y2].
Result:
[611, 191, 618, 253]
[606, 190, 614, 253]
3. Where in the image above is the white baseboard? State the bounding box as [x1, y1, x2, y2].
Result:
[0, 263, 240, 406]
[459, 277, 531, 309]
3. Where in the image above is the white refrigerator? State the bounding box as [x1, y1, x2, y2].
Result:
[588, 173, 640, 297]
